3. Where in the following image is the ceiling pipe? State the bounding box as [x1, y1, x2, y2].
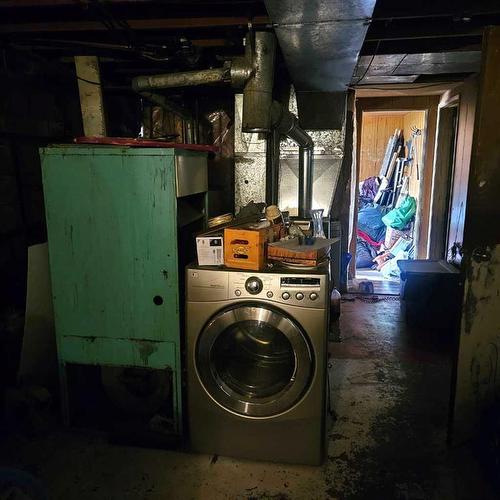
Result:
[131, 31, 314, 216]
[131, 34, 255, 93]
[131, 31, 275, 133]
[132, 65, 232, 91]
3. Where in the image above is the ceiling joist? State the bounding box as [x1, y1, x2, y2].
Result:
[0, 15, 270, 34]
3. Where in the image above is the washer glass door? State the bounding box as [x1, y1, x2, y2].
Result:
[196, 304, 313, 417]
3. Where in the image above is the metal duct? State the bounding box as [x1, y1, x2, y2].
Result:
[271, 101, 314, 217]
[241, 31, 276, 133]
[264, 0, 377, 129]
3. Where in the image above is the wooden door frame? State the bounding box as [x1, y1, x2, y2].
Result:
[428, 102, 459, 260]
[350, 95, 439, 276]
[450, 26, 500, 444]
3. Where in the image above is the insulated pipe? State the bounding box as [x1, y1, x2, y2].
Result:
[271, 101, 314, 217]
[132, 66, 231, 91]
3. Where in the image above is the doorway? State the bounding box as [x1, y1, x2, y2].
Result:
[351, 109, 427, 294]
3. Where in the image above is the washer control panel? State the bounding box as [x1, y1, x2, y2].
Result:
[227, 271, 327, 308]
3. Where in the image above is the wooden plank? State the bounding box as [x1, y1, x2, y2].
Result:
[403, 110, 426, 199]
[386, 145, 401, 181]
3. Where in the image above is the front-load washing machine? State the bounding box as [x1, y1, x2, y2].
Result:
[185, 264, 330, 465]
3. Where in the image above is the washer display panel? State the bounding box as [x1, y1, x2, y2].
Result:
[196, 305, 313, 417]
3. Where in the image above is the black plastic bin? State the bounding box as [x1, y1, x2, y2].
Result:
[397, 259, 462, 330]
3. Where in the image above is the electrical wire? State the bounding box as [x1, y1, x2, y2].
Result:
[355, 40, 381, 85]
[75, 75, 130, 91]
[76, 75, 102, 86]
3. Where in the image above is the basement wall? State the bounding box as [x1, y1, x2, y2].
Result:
[0, 62, 82, 307]
[358, 113, 404, 180]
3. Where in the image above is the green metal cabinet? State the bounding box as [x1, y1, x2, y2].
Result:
[41, 145, 208, 433]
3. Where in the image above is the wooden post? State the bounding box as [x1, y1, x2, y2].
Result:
[75, 55, 106, 136]
[330, 90, 355, 292]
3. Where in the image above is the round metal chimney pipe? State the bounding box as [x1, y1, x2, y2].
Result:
[270, 101, 314, 217]
[132, 65, 232, 91]
[241, 31, 276, 133]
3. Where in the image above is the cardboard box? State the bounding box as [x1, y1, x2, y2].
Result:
[267, 237, 335, 266]
[196, 235, 224, 266]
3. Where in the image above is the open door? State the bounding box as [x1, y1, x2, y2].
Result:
[451, 27, 500, 443]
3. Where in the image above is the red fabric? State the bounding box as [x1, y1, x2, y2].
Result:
[357, 228, 383, 248]
[74, 136, 219, 153]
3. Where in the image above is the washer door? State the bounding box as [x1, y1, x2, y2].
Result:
[196, 304, 313, 417]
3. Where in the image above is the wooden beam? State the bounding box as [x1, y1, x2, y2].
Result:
[75, 56, 106, 137]
[0, 16, 270, 33]
[0, 0, 256, 5]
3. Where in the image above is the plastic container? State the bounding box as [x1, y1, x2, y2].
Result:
[397, 259, 462, 330]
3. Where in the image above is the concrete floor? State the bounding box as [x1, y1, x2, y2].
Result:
[350, 269, 400, 295]
[1, 298, 495, 500]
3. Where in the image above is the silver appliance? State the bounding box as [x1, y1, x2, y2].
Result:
[185, 265, 330, 465]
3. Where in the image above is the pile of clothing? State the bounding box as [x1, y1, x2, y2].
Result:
[356, 178, 416, 277]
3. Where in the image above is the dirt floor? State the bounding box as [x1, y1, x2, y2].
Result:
[1, 298, 496, 500]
